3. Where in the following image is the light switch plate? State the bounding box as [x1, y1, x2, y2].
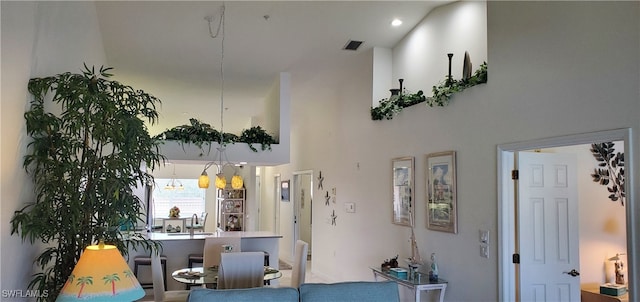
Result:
[479, 229, 489, 244]
[345, 202, 355, 213]
[480, 244, 489, 258]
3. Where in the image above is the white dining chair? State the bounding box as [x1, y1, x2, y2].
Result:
[203, 237, 241, 268]
[217, 251, 265, 289]
[291, 240, 309, 288]
[151, 252, 190, 302]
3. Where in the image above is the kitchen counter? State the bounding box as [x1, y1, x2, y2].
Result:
[145, 231, 283, 241]
[127, 231, 283, 290]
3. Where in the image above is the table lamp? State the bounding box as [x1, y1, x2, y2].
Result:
[608, 253, 626, 285]
[56, 241, 145, 301]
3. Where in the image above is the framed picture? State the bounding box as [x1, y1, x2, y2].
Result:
[281, 180, 290, 201]
[426, 151, 457, 233]
[392, 157, 414, 227]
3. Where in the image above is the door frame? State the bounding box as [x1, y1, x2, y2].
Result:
[255, 174, 261, 230]
[497, 128, 635, 301]
[292, 170, 313, 259]
[273, 174, 281, 234]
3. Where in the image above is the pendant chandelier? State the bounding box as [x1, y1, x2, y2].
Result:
[199, 5, 243, 190]
[164, 163, 184, 191]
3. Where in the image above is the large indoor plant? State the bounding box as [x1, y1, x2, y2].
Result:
[11, 65, 162, 301]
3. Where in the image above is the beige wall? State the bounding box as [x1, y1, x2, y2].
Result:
[264, 1, 639, 301]
[2, 1, 638, 301]
[1, 1, 107, 294]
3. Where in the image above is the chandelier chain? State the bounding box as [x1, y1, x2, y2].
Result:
[200, 4, 243, 190]
[205, 5, 226, 147]
[219, 5, 225, 145]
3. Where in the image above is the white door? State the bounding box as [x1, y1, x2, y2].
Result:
[518, 152, 580, 302]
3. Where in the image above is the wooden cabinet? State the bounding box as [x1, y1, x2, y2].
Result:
[217, 188, 245, 231]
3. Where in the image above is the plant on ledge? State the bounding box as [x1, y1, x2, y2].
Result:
[590, 142, 625, 206]
[371, 62, 488, 120]
[370, 90, 427, 120]
[155, 119, 277, 155]
[239, 126, 278, 152]
[11, 65, 162, 301]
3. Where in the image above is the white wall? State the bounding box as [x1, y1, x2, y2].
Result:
[488, 2, 639, 296]
[393, 1, 487, 93]
[1, 0, 107, 294]
[263, 1, 639, 301]
[2, 1, 639, 301]
[1, 1, 39, 294]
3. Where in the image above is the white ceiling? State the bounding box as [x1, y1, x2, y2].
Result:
[94, 1, 452, 135]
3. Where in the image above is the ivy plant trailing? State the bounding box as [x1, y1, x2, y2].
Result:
[11, 65, 162, 301]
[155, 118, 277, 155]
[371, 62, 488, 120]
[590, 142, 625, 206]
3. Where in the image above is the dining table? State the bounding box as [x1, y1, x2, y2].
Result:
[172, 265, 282, 287]
[126, 231, 283, 290]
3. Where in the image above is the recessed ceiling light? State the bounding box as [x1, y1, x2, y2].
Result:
[391, 19, 403, 27]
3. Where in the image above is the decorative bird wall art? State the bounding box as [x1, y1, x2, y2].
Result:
[317, 171, 324, 190]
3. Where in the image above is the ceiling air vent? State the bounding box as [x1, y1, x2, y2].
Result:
[343, 40, 363, 51]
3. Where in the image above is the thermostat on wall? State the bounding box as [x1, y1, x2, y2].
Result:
[345, 202, 355, 213]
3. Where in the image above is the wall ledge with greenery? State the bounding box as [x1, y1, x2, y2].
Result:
[371, 62, 488, 121]
[154, 118, 278, 156]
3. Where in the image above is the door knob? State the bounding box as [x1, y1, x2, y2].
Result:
[563, 269, 580, 277]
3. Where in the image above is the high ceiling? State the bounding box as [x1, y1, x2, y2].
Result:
[94, 1, 452, 135]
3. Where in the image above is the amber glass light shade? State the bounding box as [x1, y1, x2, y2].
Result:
[231, 175, 243, 189]
[215, 173, 227, 189]
[198, 172, 210, 189]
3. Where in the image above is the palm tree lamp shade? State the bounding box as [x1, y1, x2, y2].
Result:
[56, 242, 144, 301]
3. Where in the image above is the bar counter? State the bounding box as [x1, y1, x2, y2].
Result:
[127, 231, 282, 290]
[146, 231, 283, 241]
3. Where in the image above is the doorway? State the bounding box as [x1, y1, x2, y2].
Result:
[255, 174, 261, 230]
[497, 128, 634, 301]
[293, 170, 313, 261]
[273, 174, 281, 234]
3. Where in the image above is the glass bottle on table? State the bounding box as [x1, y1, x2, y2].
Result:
[429, 253, 439, 282]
